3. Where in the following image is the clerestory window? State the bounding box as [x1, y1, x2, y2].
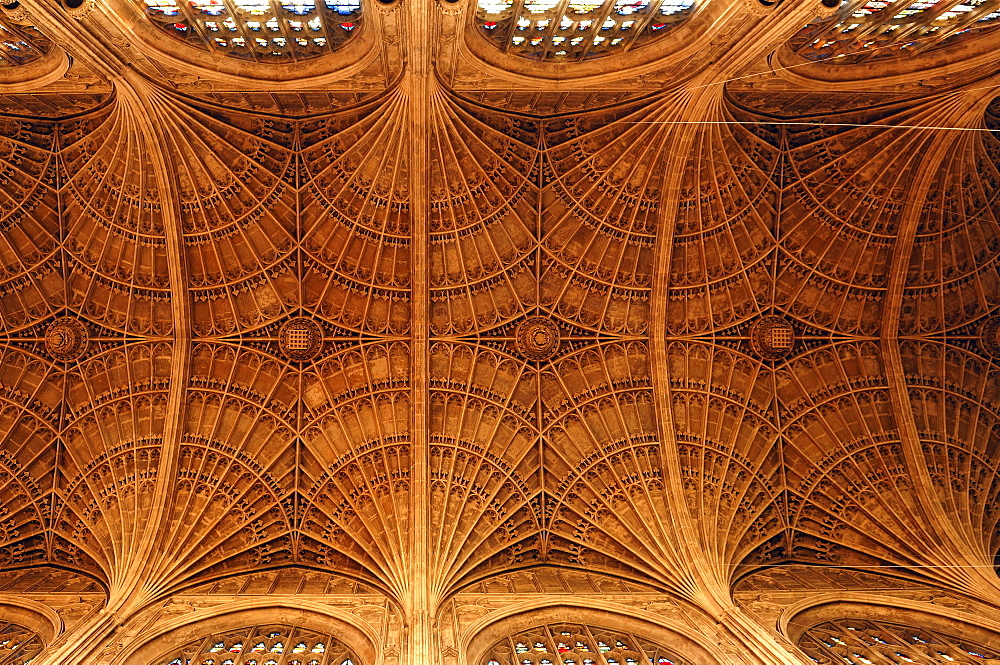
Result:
[0, 621, 44, 665]
[155, 624, 359, 665]
[141, 0, 361, 62]
[798, 618, 1000, 664]
[476, 0, 693, 61]
[791, 0, 1000, 63]
[482, 623, 685, 665]
[0, 6, 51, 67]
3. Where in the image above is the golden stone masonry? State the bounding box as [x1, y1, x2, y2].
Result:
[0, 0, 999, 661]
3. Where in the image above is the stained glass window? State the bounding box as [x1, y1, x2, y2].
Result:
[0, 5, 52, 67]
[798, 618, 1000, 664]
[140, 0, 361, 62]
[154, 624, 359, 665]
[791, 0, 1000, 63]
[482, 623, 685, 665]
[476, 0, 693, 60]
[0, 621, 44, 665]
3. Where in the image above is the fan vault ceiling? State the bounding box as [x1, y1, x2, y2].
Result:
[0, 0, 1000, 662]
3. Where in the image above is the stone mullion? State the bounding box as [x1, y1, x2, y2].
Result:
[880, 90, 1000, 601]
[406, 0, 433, 662]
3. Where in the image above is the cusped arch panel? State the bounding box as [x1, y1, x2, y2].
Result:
[301, 342, 410, 463]
[0, 116, 59, 333]
[164, 101, 299, 337]
[541, 342, 655, 461]
[299, 441, 413, 593]
[546, 437, 685, 588]
[666, 342, 783, 581]
[428, 439, 541, 595]
[901, 340, 1000, 566]
[541, 101, 673, 335]
[778, 106, 939, 334]
[53, 343, 175, 581]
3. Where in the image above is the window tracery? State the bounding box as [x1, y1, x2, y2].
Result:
[791, 0, 1000, 63]
[482, 623, 685, 665]
[0, 7, 51, 67]
[155, 624, 359, 665]
[0, 621, 44, 665]
[139, 0, 361, 62]
[475, 0, 693, 60]
[797, 619, 1000, 664]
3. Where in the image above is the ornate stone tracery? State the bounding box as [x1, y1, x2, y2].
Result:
[0, 0, 999, 663]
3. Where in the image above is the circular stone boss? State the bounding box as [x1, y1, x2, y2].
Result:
[979, 316, 1000, 358]
[515, 316, 561, 362]
[749, 315, 796, 360]
[44, 317, 89, 362]
[278, 317, 324, 362]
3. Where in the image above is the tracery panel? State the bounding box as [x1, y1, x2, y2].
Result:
[481, 622, 684, 665]
[428, 342, 542, 591]
[476, 0, 694, 61]
[797, 618, 1000, 664]
[667, 104, 778, 335]
[60, 104, 174, 335]
[171, 102, 298, 337]
[428, 94, 539, 336]
[667, 342, 783, 580]
[53, 343, 175, 580]
[155, 623, 359, 665]
[140, 0, 361, 62]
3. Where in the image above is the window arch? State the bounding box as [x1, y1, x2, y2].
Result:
[0, 7, 52, 67]
[790, 0, 1000, 63]
[476, 0, 693, 61]
[797, 618, 1000, 664]
[0, 620, 44, 664]
[139, 0, 361, 62]
[481, 622, 685, 665]
[154, 624, 360, 665]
